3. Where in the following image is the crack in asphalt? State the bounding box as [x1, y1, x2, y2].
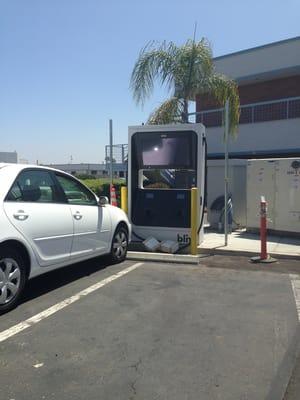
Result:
[129, 358, 143, 399]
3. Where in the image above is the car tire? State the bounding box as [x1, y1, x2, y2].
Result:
[0, 247, 27, 315]
[109, 225, 128, 264]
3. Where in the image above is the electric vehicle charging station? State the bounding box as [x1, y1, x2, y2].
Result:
[128, 123, 206, 249]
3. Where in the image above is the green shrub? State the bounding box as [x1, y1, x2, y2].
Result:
[81, 179, 103, 196]
[76, 174, 97, 180]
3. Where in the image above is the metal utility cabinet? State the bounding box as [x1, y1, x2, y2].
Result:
[247, 158, 300, 234]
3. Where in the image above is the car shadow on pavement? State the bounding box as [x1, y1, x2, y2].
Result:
[21, 256, 114, 304]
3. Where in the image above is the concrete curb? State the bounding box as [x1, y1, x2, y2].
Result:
[199, 247, 300, 260]
[128, 248, 300, 264]
[127, 251, 204, 264]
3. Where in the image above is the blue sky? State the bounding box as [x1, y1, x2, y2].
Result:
[0, 0, 299, 164]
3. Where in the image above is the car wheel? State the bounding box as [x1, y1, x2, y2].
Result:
[0, 247, 27, 315]
[109, 226, 128, 264]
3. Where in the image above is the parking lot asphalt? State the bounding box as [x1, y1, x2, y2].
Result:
[0, 255, 300, 400]
[283, 346, 300, 400]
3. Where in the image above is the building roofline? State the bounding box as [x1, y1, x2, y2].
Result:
[207, 148, 300, 160]
[214, 36, 300, 61]
[236, 65, 300, 84]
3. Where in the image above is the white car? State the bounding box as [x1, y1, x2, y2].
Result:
[0, 163, 131, 314]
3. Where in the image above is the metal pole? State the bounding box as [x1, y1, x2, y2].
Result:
[109, 119, 113, 186]
[190, 187, 198, 255]
[121, 145, 125, 163]
[224, 100, 229, 246]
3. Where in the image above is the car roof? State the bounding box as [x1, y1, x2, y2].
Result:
[0, 163, 99, 201]
[0, 163, 68, 175]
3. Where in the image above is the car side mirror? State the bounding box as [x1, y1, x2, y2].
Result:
[98, 196, 109, 206]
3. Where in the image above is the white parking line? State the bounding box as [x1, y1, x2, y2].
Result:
[0, 262, 144, 344]
[290, 274, 300, 322]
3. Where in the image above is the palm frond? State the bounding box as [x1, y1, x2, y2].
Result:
[147, 97, 184, 125]
[130, 41, 179, 106]
[130, 38, 240, 134]
[174, 38, 214, 98]
[207, 74, 240, 135]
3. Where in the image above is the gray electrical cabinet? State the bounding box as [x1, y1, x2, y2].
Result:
[247, 159, 300, 233]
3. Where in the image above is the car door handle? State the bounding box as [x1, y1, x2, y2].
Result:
[73, 212, 83, 220]
[13, 211, 29, 221]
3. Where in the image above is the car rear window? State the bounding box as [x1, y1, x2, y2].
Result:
[5, 170, 60, 203]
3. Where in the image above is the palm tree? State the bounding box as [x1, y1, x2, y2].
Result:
[130, 38, 240, 134]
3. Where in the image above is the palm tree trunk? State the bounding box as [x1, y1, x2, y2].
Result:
[182, 99, 189, 123]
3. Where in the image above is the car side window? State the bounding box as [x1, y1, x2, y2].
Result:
[55, 174, 97, 206]
[6, 170, 59, 203]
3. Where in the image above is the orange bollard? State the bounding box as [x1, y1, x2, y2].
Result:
[251, 196, 276, 263]
[110, 185, 118, 206]
[260, 197, 267, 260]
